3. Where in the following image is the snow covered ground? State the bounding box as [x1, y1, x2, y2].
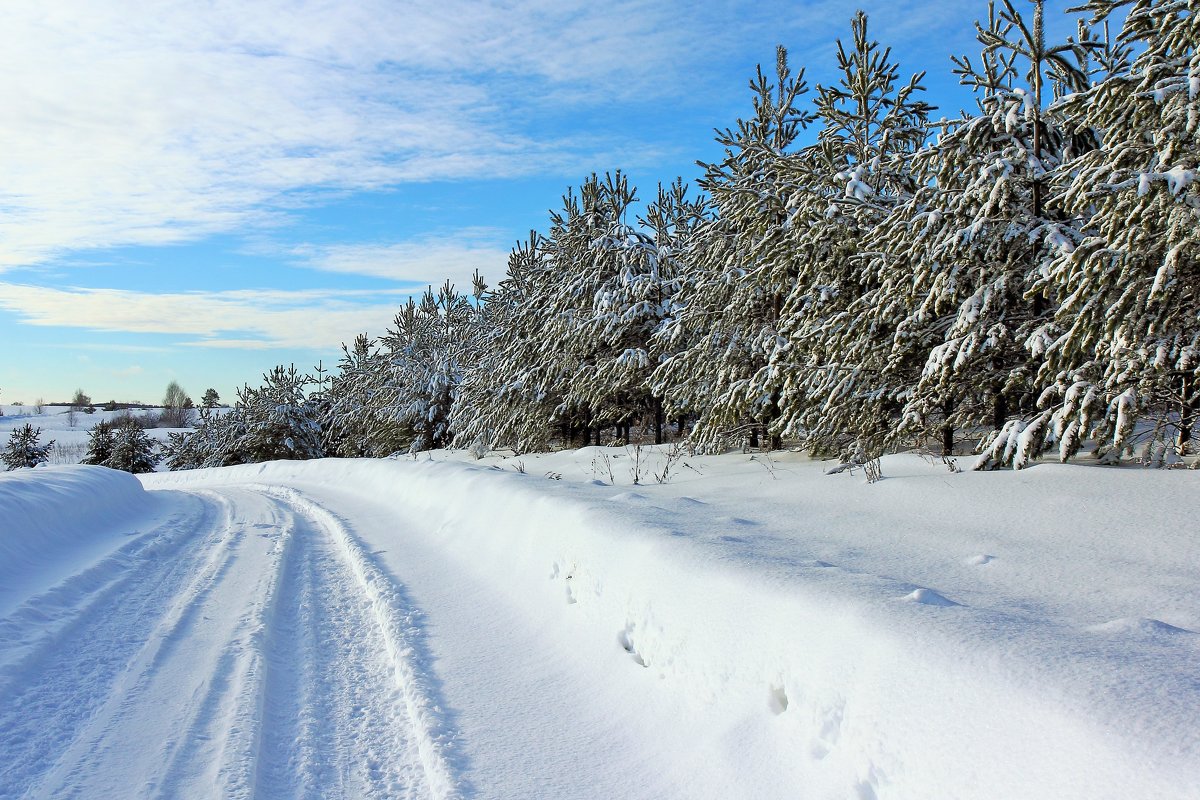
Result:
[1, 448, 1197, 798]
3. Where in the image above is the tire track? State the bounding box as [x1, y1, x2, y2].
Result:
[0, 489, 282, 799]
[0, 494, 209, 676]
[249, 485, 460, 800]
[154, 491, 300, 800]
[0, 481, 459, 800]
[0, 493, 222, 798]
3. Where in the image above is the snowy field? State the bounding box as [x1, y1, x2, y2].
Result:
[1, 448, 1197, 799]
[0, 405, 187, 465]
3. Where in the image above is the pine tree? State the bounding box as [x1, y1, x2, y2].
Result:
[2, 424, 54, 470]
[550, 172, 691, 444]
[453, 232, 567, 452]
[164, 406, 249, 469]
[890, 0, 1096, 468]
[323, 334, 397, 457]
[1033, 0, 1199, 464]
[762, 11, 932, 460]
[83, 420, 116, 466]
[235, 365, 324, 462]
[380, 278, 484, 452]
[538, 175, 620, 444]
[653, 46, 815, 448]
[639, 179, 711, 442]
[106, 421, 159, 473]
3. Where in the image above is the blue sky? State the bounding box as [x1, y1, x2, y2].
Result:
[0, 0, 1087, 406]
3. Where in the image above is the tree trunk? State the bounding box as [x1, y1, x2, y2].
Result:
[653, 397, 664, 445]
[941, 398, 955, 457]
[992, 386, 1008, 432]
[1178, 373, 1199, 453]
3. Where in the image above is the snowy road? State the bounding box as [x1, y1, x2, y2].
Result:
[0, 484, 454, 800]
[2, 456, 1198, 799]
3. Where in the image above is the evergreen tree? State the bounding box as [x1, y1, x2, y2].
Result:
[762, 11, 933, 459]
[2, 424, 54, 470]
[1032, 0, 1199, 464]
[323, 334, 398, 457]
[453, 232, 566, 452]
[882, 0, 1097, 468]
[106, 421, 159, 473]
[638, 179, 711, 442]
[235, 365, 324, 462]
[83, 420, 116, 466]
[163, 406, 248, 469]
[554, 172, 687, 444]
[653, 46, 815, 448]
[324, 278, 485, 456]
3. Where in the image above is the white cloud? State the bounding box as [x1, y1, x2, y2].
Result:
[0, 0, 1035, 274]
[0, 0, 707, 272]
[293, 228, 510, 290]
[0, 282, 411, 350]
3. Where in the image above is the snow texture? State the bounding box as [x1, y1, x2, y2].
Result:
[1, 450, 1198, 799]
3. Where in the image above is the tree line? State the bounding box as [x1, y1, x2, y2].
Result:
[166, 0, 1198, 472]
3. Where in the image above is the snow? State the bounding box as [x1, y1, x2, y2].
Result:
[0, 466, 160, 617]
[1, 449, 1198, 798]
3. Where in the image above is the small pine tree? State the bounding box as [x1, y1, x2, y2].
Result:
[236, 365, 323, 461]
[1034, 0, 1200, 464]
[201, 388, 220, 408]
[654, 46, 814, 448]
[83, 420, 116, 466]
[106, 421, 159, 473]
[2, 424, 54, 470]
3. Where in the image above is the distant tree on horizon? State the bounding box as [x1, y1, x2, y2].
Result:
[161, 381, 194, 428]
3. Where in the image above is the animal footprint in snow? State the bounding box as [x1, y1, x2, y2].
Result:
[964, 554, 995, 566]
[809, 699, 845, 759]
[617, 626, 649, 667]
[768, 684, 789, 715]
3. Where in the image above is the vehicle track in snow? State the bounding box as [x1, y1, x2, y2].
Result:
[249, 485, 457, 800]
[0, 485, 456, 800]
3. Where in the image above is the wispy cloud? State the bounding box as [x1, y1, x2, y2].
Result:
[0, 0, 716, 271]
[0, 1, 1040, 273]
[292, 228, 510, 290]
[0, 282, 411, 349]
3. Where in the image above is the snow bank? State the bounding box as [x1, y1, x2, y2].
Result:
[0, 466, 157, 611]
[147, 454, 1200, 799]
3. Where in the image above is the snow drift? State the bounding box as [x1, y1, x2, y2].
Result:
[0, 466, 161, 614]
